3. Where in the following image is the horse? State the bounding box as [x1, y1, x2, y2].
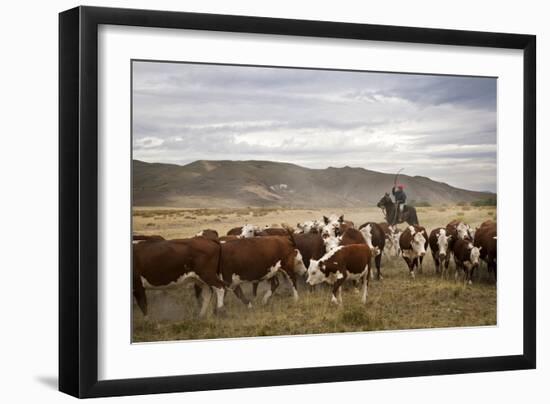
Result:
[377, 193, 419, 226]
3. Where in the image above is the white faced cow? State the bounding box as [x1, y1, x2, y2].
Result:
[428, 228, 452, 277]
[453, 238, 482, 284]
[306, 244, 372, 306]
[399, 225, 428, 279]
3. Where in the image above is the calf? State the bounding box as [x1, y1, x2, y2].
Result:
[399, 225, 428, 278]
[453, 238, 482, 284]
[428, 228, 452, 276]
[358, 222, 386, 280]
[306, 244, 372, 306]
[132, 237, 225, 318]
[474, 221, 497, 280]
[219, 236, 307, 307]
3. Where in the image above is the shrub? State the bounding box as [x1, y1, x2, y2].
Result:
[471, 197, 497, 207]
[457, 201, 468, 206]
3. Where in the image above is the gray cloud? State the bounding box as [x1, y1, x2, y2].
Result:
[132, 61, 497, 192]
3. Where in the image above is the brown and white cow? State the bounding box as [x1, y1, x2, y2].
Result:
[428, 228, 452, 276]
[474, 220, 497, 280]
[453, 238, 482, 284]
[322, 214, 354, 237]
[358, 222, 386, 280]
[219, 236, 307, 307]
[399, 225, 428, 278]
[306, 244, 372, 305]
[132, 237, 225, 318]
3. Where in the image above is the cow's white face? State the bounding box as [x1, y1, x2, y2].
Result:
[300, 221, 315, 233]
[412, 232, 426, 256]
[293, 249, 307, 276]
[436, 229, 450, 258]
[391, 231, 402, 256]
[456, 222, 469, 240]
[306, 259, 327, 285]
[470, 245, 482, 265]
[240, 224, 258, 238]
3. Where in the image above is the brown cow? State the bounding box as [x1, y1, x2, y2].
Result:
[428, 227, 452, 276]
[195, 229, 219, 240]
[132, 237, 226, 318]
[306, 244, 372, 305]
[399, 225, 428, 278]
[453, 238, 482, 284]
[132, 234, 165, 243]
[358, 223, 386, 280]
[294, 232, 325, 269]
[219, 236, 307, 307]
[474, 221, 497, 280]
[257, 227, 291, 236]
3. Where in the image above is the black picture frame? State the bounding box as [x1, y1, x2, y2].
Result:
[59, 5, 536, 398]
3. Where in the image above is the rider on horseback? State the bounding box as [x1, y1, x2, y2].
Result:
[392, 184, 407, 221]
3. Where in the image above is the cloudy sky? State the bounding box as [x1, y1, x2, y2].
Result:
[132, 61, 497, 192]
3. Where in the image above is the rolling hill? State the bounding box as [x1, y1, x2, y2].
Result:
[132, 159, 495, 208]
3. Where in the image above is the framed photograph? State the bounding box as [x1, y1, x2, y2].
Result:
[59, 6, 536, 398]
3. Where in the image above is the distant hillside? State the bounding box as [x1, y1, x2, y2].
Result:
[132, 159, 495, 208]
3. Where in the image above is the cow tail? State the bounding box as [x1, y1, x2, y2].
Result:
[211, 238, 230, 288]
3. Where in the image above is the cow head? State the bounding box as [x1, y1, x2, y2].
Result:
[306, 259, 327, 285]
[467, 226, 476, 241]
[436, 229, 451, 259]
[239, 224, 258, 238]
[469, 244, 482, 266]
[456, 222, 469, 240]
[412, 232, 427, 257]
[293, 249, 307, 276]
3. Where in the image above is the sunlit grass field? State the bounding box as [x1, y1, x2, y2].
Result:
[132, 205, 497, 342]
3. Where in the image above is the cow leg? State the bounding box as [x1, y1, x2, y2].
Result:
[403, 256, 415, 279]
[133, 280, 148, 318]
[361, 265, 370, 304]
[194, 284, 202, 306]
[263, 276, 280, 304]
[418, 256, 424, 274]
[432, 252, 440, 275]
[233, 285, 252, 307]
[252, 282, 259, 298]
[282, 271, 299, 302]
[213, 287, 225, 313]
[331, 278, 345, 306]
[198, 284, 213, 317]
[375, 254, 383, 280]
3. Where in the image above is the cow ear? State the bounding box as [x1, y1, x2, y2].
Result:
[339, 215, 344, 223]
[323, 216, 329, 224]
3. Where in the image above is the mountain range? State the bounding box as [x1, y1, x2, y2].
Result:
[132, 159, 494, 208]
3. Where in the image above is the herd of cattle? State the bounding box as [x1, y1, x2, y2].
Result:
[133, 215, 497, 319]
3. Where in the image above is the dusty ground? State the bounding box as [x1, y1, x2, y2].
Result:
[132, 205, 497, 342]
